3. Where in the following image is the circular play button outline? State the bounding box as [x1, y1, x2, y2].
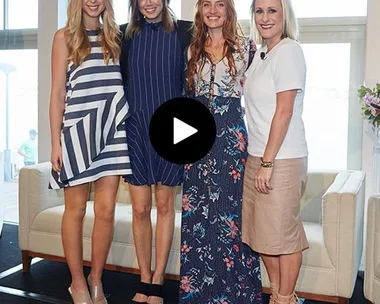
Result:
[149, 97, 216, 165]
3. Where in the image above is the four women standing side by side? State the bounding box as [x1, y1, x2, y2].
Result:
[49, 0, 309, 303]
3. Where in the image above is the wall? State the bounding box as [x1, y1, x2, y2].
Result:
[181, 0, 196, 20]
[37, 0, 66, 163]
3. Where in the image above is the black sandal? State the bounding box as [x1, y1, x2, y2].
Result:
[131, 281, 150, 304]
[149, 284, 164, 303]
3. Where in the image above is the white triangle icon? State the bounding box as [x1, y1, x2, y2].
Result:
[173, 118, 198, 145]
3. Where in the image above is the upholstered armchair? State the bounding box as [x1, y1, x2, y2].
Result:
[259, 171, 366, 304]
[364, 194, 380, 304]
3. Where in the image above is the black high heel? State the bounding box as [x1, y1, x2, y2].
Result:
[130, 281, 150, 304]
[148, 284, 164, 304]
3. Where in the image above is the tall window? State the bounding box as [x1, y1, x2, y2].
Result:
[0, 0, 3, 30]
[301, 43, 351, 170]
[113, 0, 129, 24]
[8, 0, 38, 29]
[0, 0, 38, 182]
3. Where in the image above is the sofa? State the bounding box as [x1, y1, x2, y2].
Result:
[19, 163, 365, 303]
[18, 162, 183, 279]
[364, 194, 380, 304]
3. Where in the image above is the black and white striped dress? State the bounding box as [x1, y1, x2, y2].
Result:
[49, 29, 132, 189]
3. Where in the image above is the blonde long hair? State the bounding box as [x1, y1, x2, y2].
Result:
[64, 0, 121, 66]
[250, 0, 299, 45]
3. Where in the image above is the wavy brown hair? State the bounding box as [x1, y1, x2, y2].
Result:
[126, 0, 175, 38]
[64, 0, 121, 66]
[187, 0, 245, 93]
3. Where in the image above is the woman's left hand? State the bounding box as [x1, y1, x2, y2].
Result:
[254, 167, 274, 194]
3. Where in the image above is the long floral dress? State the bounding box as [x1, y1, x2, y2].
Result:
[179, 37, 263, 304]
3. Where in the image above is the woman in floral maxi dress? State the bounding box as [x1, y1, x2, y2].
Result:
[179, 0, 262, 303]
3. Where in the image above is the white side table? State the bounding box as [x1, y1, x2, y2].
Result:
[366, 124, 380, 193]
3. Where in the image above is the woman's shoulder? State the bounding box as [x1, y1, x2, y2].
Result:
[54, 28, 66, 42]
[176, 20, 193, 31]
[52, 28, 68, 52]
[119, 23, 128, 40]
[120, 23, 128, 32]
[277, 38, 303, 55]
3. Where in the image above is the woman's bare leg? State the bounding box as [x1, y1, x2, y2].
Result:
[148, 183, 176, 304]
[62, 183, 90, 292]
[278, 251, 302, 296]
[88, 176, 120, 285]
[130, 184, 153, 302]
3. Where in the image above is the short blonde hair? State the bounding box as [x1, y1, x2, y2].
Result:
[250, 0, 299, 45]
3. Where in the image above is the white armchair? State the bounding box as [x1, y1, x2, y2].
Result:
[364, 194, 380, 304]
[260, 170, 366, 304]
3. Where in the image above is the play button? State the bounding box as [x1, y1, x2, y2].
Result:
[173, 118, 198, 145]
[149, 97, 216, 164]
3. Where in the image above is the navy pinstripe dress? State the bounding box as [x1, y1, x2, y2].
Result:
[122, 21, 184, 186]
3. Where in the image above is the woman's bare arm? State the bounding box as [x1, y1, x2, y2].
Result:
[49, 29, 68, 171]
[262, 90, 297, 162]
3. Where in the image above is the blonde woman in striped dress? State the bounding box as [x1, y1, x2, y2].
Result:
[49, 0, 131, 303]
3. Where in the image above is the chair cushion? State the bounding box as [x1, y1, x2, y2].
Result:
[302, 222, 334, 269]
[31, 202, 182, 252]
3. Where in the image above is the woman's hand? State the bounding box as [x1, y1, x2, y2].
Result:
[51, 144, 62, 172]
[254, 167, 273, 194]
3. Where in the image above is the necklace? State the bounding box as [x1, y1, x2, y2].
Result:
[207, 43, 225, 63]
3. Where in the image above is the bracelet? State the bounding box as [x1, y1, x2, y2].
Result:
[260, 157, 274, 168]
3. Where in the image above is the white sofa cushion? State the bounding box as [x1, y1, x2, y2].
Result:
[31, 202, 182, 252]
[302, 222, 334, 269]
[89, 181, 183, 211]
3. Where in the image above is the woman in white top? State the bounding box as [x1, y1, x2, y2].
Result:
[242, 0, 308, 303]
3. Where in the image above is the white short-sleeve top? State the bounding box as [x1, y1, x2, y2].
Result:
[244, 38, 308, 159]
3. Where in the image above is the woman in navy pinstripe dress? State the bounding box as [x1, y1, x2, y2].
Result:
[119, 1, 192, 303]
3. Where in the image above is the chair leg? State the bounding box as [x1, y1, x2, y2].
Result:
[338, 298, 349, 304]
[22, 250, 32, 273]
